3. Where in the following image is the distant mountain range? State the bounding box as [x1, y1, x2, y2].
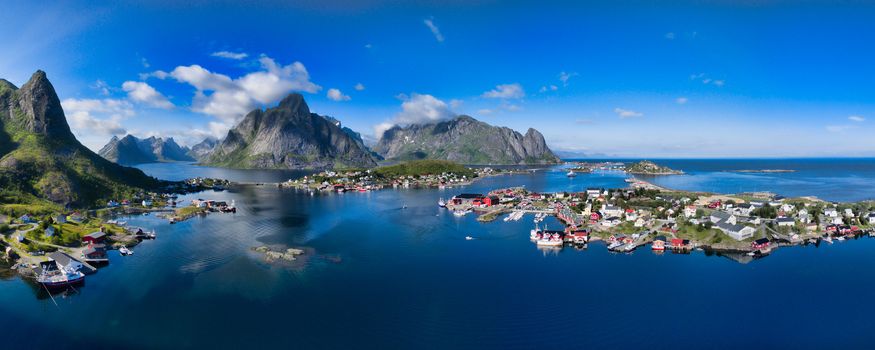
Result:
[0, 71, 162, 207]
[202, 94, 378, 170]
[99, 135, 195, 165]
[373, 115, 560, 165]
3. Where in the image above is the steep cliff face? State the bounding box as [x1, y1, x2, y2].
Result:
[99, 135, 195, 165]
[188, 137, 219, 161]
[204, 94, 378, 170]
[373, 115, 560, 165]
[0, 71, 162, 207]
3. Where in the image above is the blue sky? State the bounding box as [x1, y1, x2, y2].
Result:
[2, 0, 874, 157]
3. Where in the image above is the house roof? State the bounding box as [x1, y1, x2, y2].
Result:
[456, 193, 483, 199]
[84, 231, 106, 239]
[776, 217, 795, 223]
[753, 238, 770, 245]
[717, 222, 749, 233]
[711, 211, 732, 220]
[48, 252, 78, 266]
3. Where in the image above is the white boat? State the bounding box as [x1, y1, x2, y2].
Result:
[438, 198, 446, 207]
[536, 237, 563, 246]
[119, 246, 133, 256]
[465, 236, 474, 240]
[836, 236, 845, 241]
[453, 209, 470, 217]
[567, 171, 577, 177]
[36, 261, 85, 290]
[607, 241, 624, 250]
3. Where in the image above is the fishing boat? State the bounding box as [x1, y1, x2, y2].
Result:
[465, 236, 474, 240]
[438, 198, 446, 207]
[566, 170, 577, 177]
[36, 260, 85, 290]
[530, 225, 542, 240]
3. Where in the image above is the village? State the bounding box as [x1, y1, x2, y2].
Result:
[0, 177, 237, 294]
[280, 165, 519, 193]
[444, 178, 875, 257]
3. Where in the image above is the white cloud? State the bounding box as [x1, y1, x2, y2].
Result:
[665, 32, 676, 40]
[61, 98, 133, 148]
[327, 88, 350, 101]
[676, 97, 688, 104]
[122, 81, 174, 109]
[364, 43, 373, 49]
[478, 109, 493, 115]
[211, 51, 248, 60]
[92, 80, 110, 96]
[713, 80, 725, 87]
[374, 93, 455, 137]
[614, 107, 644, 119]
[849, 115, 865, 122]
[161, 55, 321, 128]
[141, 57, 150, 68]
[540, 85, 558, 93]
[354, 83, 365, 91]
[559, 71, 578, 86]
[423, 18, 444, 42]
[482, 83, 525, 99]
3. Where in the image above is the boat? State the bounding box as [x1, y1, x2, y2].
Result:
[465, 236, 474, 240]
[119, 246, 133, 256]
[566, 170, 577, 177]
[36, 260, 85, 290]
[438, 198, 446, 207]
[607, 241, 624, 251]
[453, 209, 470, 217]
[836, 236, 845, 241]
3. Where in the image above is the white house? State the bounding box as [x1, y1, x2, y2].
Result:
[683, 205, 697, 218]
[736, 203, 754, 216]
[776, 217, 795, 227]
[824, 208, 838, 218]
[602, 205, 623, 218]
[601, 217, 621, 227]
[868, 212, 875, 225]
[843, 208, 855, 218]
[45, 226, 55, 237]
[717, 222, 756, 241]
[781, 204, 795, 213]
[710, 211, 737, 225]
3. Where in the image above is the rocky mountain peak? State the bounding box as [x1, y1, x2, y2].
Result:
[11, 70, 75, 139]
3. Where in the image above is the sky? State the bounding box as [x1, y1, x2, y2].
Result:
[2, 0, 875, 157]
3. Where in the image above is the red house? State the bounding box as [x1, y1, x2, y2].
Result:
[708, 200, 722, 209]
[589, 212, 602, 223]
[751, 238, 770, 250]
[82, 231, 106, 244]
[482, 196, 499, 207]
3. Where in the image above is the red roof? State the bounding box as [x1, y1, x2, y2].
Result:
[671, 238, 684, 245]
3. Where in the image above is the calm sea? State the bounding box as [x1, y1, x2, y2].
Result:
[2, 159, 875, 349]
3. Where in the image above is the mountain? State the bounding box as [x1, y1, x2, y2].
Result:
[0, 70, 163, 207]
[188, 137, 219, 161]
[99, 135, 195, 165]
[373, 115, 560, 165]
[204, 94, 378, 170]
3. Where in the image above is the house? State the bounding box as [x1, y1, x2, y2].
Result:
[82, 231, 106, 244]
[736, 203, 754, 216]
[601, 216, 621, 227]
[68, 212, 85, 222]
[107, 200, 120, 207]
[602, 205, 623, 218]
[751, 238, 770, 250]
[47, 252, 84, 272]
[625, 211, 639, 221]
[481, 196, 500, 207]
[683, 205, 697, 218]
[670, 238, 692, 250]
[805, 223, 818, 231]
[451, 193, 484, 206]
[776, 217, 796, 227]
[53, 214, 67, 224]
[707, 200, 722, 209]
[567, 229, 589, 244]
[45, 226, 55, 237]
[142, 199, 153, 207]
[610, 233, 633, 244]
[829, 216, 844, 225]
[585, 188, 602, 198]
[589, 212, 602, 223]
[824, 208, 838, 218]
[652, 236, 667, 250]
[717, 222, 756, 241]
[844, 208, 855, 218]
[710, 211, 736, 225]
[82, 244, 108, 263]
[634, 217, 647, 228]
[868, 212, 875, 225]
[780, 204, 795, 213]
[798, 214, 811, 224]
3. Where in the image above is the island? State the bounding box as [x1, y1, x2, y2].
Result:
[625, 160, 684, 175]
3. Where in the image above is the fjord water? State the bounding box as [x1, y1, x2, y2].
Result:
[3, 160, 875, 348]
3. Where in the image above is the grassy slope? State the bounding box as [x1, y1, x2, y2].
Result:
[374, 159, 475, 178]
